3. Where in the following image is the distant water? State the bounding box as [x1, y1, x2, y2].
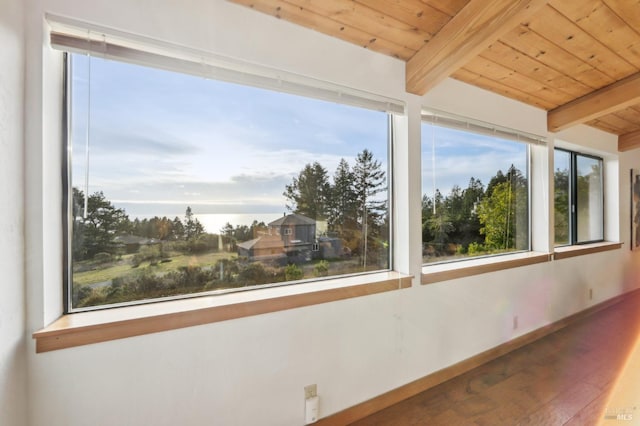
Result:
[196, 213, 285, 234]
[133, 213, 285, 235]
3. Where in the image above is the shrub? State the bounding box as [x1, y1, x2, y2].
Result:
[467, 242, 485, 255]
[72, 284, 95, 306]
[285, 263, 304, 281]
[238, 262, 269, 285]
[93, 252, 113, 264]
[313, 260, 329, 277]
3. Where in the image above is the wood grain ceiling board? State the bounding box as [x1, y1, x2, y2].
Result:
[419, 0, 470, 18]
[229, 0, 640, 143]
[358, 0, 451, 37]
[452, 68, 556, 110]
[619, 128, 640, 151]
[588, 118, 629, 134]
[460, 55, 569, 107]
[594, 107, 640, 137]
[283, 0, 431, 51]
[525, 4, 637, 81]
[551, 0, 640, 69]
[614, 109, 640, 128]
[611, 107, 640, 128]
[590, 111, 640, 134]
[231, 0, 417, 59]
[488, 25, 615, 90]
[479, 41, 594, 99]
[604, 0, 640, 31]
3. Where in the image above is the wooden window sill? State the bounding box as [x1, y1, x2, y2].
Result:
[553, 241, 622, 260]
[422, 252, 551, 284]
[33, 272, 412, 353]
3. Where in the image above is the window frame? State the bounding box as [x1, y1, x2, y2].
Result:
[554, 148, 605, 247]
[62, 51, 72, 314]
[420, 111, 537, 266]
[60, 45, 400, 313]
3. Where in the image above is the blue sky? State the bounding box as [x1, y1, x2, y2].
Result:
[71, 54, 389, 217]
[421, 124, 528, 199]
[71, 54, 528, 219]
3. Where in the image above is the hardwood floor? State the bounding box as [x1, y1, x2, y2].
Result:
[350, 291, 640, 425]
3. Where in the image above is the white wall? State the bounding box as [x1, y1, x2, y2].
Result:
[22, 1, 640, 425]
[0, 1, 27, 425]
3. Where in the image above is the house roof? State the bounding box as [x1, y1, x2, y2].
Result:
[230, 0, 640, 151]
[237, 235, 285, 250]
[268, 213, 316, 227]
[113, 235, 159, 245]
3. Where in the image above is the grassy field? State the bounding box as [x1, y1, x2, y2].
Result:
[74, 251, 237, 287]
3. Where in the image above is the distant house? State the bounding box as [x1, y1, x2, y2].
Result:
[237, 213, 343, 262]
[237, 234, 285, 261]
[113, 235, 160, 254]
[237, 213, 316, 262]
[268, 214, 316, 245]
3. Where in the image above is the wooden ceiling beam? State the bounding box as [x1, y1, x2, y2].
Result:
[548, 72, 640, 133]
[619, 129, 640, 152]
[405, 0, 548, 96]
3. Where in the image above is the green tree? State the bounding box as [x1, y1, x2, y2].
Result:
[353, 149, 386, 225]
[477, 166, 527, 251]
[220, 222, 235, 251]
[327, 158, 357, 233]
[228, 221, 267, 242]
[428, 212, 454, 251]
[184, 206, 204, 241]
[172, 217, 185, 240]
[421, 193, 434, 244]
[353, 149, 387, 266]
[424, 189, 455, 254]
[554, 167, 570, 245]
[457, 177, 485, 251]
[478, 181, 513, 250]
[284, 162, 331, 220]
[73, 189, 129, 260]
[486, 169, 506, 197]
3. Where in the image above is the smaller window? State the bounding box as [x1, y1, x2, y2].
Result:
[284, 228, 292, 236]
[554, 149, 604, 246]
[421, 113, 531, 264]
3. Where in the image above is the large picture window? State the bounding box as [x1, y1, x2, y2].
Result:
[65, 51, 393, 311]
[554, 149, 604, 246]
[421, 112, 532, 264]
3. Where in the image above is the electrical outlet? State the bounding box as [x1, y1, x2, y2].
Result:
[513, 315, 518, 330]
[304, 384, 317, 400]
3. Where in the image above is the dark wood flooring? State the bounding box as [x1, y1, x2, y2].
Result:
[350, 291, 640, 426]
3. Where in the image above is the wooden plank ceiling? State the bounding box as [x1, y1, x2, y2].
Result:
[229, 0, 640, 151]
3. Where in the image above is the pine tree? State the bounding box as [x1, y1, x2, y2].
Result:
[283, 162, 330, 220]
[184, 206, 204, 241]
[327, 158, 357, 232]
[72, 189, 129, 259]
[353, 149, 387, 266]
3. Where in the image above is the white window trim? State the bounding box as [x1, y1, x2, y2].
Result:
[53, 17, 402, 314]
[420, 109, 540, 266]
[47, 14, 405, 115]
